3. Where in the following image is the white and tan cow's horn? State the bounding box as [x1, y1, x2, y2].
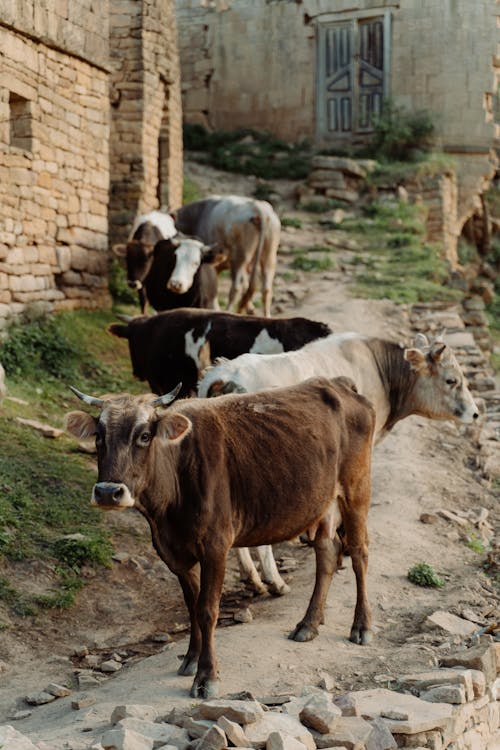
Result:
[151, 382, 183, 407]
[69, 386, 104, 407]
[116, 313, 133, 323]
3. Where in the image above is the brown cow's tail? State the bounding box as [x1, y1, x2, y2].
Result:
[238, 202, 266, 314]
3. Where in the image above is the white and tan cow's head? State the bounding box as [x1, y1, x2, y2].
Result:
[65, 385, 188, 510]
[168, 238, 225, 295]
[404, 333, 479, 424]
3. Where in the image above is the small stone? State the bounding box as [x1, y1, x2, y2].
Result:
[419, 684, 466, 704]
[151, 632, 172, 643]
[112, 552, 131, 563]
[184, 717, 215, 739]
[419, 513, 438, 524]
[380, 709, 409, 721]
[440, 641, 498, 683]
[101, 659, 123, 673]
[365, 717, 397, 750]
[234, 607, 253, 623]
[45, 683, 71, 697]
[25, 691, 56, 706]
[111, 705, 158, 724]
[194, 699, 264, 725]
[299, 693, 342, 733]
[83, 654, 101, 668]
[9, 710, 33, 720]
[101, 726, 153, 750]
[71, 692, 96, 710]
[317, 672, 335, 691]
[266, 731, 309, 750]
[73, 645, 90, 657]
[118, 719, 189, 749]
[244, 713, 315, 750]
[424, 611, 477, 637]
[217, 715, 249, 746]
[76, 670, 101, 688]
[198, 725, 227, 750]
[0, 726, 38, 749]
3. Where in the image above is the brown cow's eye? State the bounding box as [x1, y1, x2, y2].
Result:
[446, 378, 457, 386]
[138, 431, 151, 446]
[95, 433, 103, 447]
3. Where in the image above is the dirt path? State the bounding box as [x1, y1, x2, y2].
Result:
[0, 162, 498, 748]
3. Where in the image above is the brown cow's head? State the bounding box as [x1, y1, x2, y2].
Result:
[404, 333, 479, 424]
[66, 384, 189, 510]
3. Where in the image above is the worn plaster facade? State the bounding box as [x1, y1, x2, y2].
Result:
[176, 0, 500, 240]
[0, 0, 182, 326]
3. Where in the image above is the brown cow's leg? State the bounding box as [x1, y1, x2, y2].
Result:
[289, 519, 339, 642]
[177, 566, 201, 676]
[341, 476, 372, 645]
[190, 551, 227, 699]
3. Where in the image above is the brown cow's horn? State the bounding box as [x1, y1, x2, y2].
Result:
[151, 382, 183, 407]
[69, 386, 104, 407]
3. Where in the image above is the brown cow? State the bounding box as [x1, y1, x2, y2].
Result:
[66, 377, 375, 699]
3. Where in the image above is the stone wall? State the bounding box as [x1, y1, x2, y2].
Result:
[176, 0, 499, 232]
[0, 0, 183, 325]
[109, 0, 183, 247]
[0, 4, 111, 324]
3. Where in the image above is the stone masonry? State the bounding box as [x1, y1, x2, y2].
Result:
[0, 0, 182, 326]
[176, 0, 499, 235]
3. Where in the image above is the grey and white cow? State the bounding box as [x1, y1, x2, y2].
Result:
[198, 331, 480, 595]
[172, 195, 280, 317]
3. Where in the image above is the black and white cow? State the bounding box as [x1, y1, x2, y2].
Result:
[108, 308, 332, 398]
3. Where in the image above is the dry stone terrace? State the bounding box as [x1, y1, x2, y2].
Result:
[2, 640, 499, 750]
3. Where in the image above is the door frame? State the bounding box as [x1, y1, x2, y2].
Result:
[314, 8, 392, 144]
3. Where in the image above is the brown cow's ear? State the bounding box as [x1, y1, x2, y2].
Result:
[202, 244, 227, 266]
[157, 413, 192, 443]
[404, 348, 429, 373]
[65, 411, 97, 439]
[108, 323, 129, 339]
[112, 244, 127, 258]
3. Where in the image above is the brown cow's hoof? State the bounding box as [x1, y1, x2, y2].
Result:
[349, 627, 373, 645]
[178, 654, 198, 676]
[190, 676, 219, 699]
[288, 622, 319, 642]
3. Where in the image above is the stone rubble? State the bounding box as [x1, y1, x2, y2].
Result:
[2, 629, 498, 750]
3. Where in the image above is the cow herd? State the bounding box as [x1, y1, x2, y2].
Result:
[66, 195, 480, 699]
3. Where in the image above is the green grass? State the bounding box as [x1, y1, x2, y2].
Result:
[342, 200, 462, 304]
[407, 562, 444, 588]
[0, 308, 142, 616]
[465, 533, 486, 555]
[282, 217, 303, 229]
[183, 124, 312, 180]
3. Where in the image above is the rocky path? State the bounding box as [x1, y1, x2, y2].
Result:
[0, 162, 498, 748]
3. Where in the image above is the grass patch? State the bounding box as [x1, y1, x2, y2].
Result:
[282, 217, 303, 229]
[465, 533, 486, 555]
[408, 562, 445, 588]
[291, 247, 335, 273]
[342, 200, 460, 304]
[183, 175, 202, 205]
[183, 124, 312, 180]
[299, 199, 344, 214]
[0, 308, 142, 615]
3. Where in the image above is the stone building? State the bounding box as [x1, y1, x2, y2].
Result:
[176, 0, 500, 258]
[0, 0, 182, 326]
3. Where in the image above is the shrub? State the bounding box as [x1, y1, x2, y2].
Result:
[53, 534, 113, 571]
[108, 257, 136, 305]
[371, 100, 435, 162]
[407, 562, 444, 588]
[0, 313, 81, 381]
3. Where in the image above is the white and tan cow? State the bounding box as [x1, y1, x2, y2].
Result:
[198, 331, 480, 595]
[172, 195, 280, 317]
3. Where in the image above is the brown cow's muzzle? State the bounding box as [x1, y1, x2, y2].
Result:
[91, 481, 135, 509]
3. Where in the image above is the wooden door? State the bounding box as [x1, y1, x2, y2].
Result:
[316, 14, 389, 143]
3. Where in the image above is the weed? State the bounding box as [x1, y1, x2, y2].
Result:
[183, 124, 313, 180]
[407, 562, 444, 588]
[465, 534, 486, 554]
[282, 217, 303, 229]
[53, 534, 113, 571]
[300, 200, 342, 214]
[457, 239, 479, 267]
[109, 258, 136, 306]
[370, 100, 435, 162]
[291, 252, 334, 273]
